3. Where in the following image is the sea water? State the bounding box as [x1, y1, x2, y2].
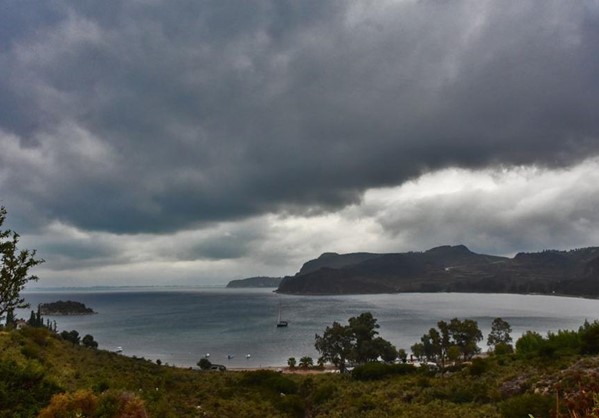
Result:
[19, 288, 599, 368]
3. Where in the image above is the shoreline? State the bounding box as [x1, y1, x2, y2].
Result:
[227, 366, 334, 374]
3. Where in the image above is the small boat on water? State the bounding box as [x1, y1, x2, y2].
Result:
[276, 301, 288, 327]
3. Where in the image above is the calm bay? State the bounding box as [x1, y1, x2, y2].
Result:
[20, 288, 599, 368]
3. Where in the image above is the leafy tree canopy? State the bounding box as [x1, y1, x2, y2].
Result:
[0, 206, 44, 322]
[487, 317, 513, 348]
[315, 312, 397, 371]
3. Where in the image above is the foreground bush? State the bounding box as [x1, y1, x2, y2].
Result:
[499, 393, 553, 418]
[38, 389, 148, 418]
[0, 360, 61, 418]
[352, 362, 417, 380]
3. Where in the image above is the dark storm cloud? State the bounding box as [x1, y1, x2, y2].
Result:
[1, 0, 598, 234]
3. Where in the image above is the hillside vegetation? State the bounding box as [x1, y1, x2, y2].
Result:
[4, 319, 599, 417]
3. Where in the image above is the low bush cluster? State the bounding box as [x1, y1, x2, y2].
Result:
[351, 362, 418, 380]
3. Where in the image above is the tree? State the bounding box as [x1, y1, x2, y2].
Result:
[580, 320, 599, 354]
[417, 318, 483, 366]
[0, 206, 44, 321]
[82, 334, 98, 349]
[28, 310, 37, 327]
[315, 321, 353, 372]
[348, 312, 381, 363]
[287, 357, 297, 369]
[4, 308, 15, 328]
[197, 358, 212, 370]
[397, 348, 407, 363]
[447, 345, 461, 364]
[515, 331, 545, 356]
[448, 318, 482, 360]
[487, 317, 513, 350]
[437, 320, 451, 366]
[60, 330, 80, 345]
[315, 312, 398, 371]
[375, 337, 398, 363]
[410, 342, 424, 361]
[299, 356, 313, 369]
[421, 328, 442, 363]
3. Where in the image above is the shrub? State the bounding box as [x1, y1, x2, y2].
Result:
[493, 342, 514, 356]
[20, 326, 52, 346]
[499, 393, 553, 418]
[277, 394, 305, 418]
[39, 389, 148, 418]
[516, 331, 545, 356]
[312, 383, 337, 405]
[580, 320, 599, 354]
[469, 357, 490, 376]
[241, 370, 298, 395]
[82, 334, 99, 349]
[352, 362, 417, 381]
[0, 360, 61, 417]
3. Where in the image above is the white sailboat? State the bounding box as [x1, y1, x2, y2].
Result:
[276, 301, 288, 327]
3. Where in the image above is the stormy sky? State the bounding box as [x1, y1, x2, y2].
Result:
[1, 0, 598, 287]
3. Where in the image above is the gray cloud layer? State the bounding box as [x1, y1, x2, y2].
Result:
[2, 1, 598, 235]
[2, 1, 599, 285]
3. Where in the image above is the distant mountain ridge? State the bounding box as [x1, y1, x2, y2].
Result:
[277, 245, 599, 296]
[226, 276, 282, 288]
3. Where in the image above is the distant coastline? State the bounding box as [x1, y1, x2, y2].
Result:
[276, 244, 599, 297]
[226, 276, 282, 288]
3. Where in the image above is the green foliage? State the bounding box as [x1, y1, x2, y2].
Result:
[38, 389, 149, 418]
[60, 329, 81, 345]
[315, 312, 398, 370]
[499, 393, 553, 418]
[469, 357, 490, 376]
[488, 317, 513, 349]
[545, 329, 581, 356]
[376, 336, 399, 362]
[352, 362, 418, 381]
[0, 206, 44, 320]
[20, 325, 52, 346]
[516, 328, 583, 358]
[315, 321, 353, 371]
[287, 356, 297, 368]
[197, 358, 212, 370]
[516, 331, 545, 356]
[411, 342, 425, 360]
[82, 334, 99, 349]
[580, 320, 599, 354]
[417, 318, 483, 366]
[0, 360, 61, 417]
[5, 313, 599, 417]
[242, 370, 298, 395]
[494, 342, 514, 356]
[299, 356, 313, 369]
[449, 318, 483, 360]
[312, 383, 337, 405]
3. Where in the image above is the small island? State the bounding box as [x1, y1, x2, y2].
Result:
[39, 300, 96, 315]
